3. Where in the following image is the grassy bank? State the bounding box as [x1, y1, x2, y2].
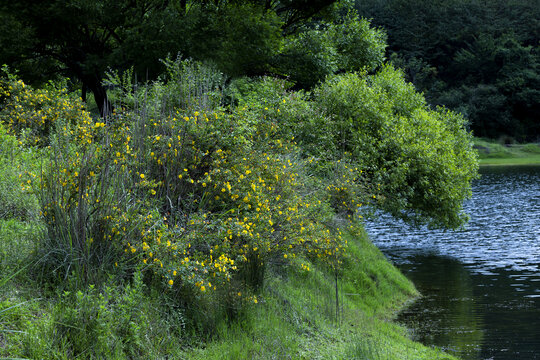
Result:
[182, 228, 457, 360]
[0, 218, 456, 359]
[474, 138, 540, 166]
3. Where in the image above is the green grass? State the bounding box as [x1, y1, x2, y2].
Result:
[181, 228, 457, 360]
[0, 223, 456, 359]
[474, 138, 540, 166]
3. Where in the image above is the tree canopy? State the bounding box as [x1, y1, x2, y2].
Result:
[355, 0, 540, 141]
[0, 0, 343, 116]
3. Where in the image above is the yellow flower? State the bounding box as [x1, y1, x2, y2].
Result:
[168, 279, 174, 286]
[140, 173, 145, 179]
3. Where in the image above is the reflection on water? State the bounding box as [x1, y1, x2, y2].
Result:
[366, 166, 540, 360]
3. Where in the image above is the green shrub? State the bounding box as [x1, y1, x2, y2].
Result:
[0, 68, 89, 147]
[328, 12, 387, 73]
[28, 273, 162, 359]
[314, 65, 478, 228]
[13, 58, 356, 317]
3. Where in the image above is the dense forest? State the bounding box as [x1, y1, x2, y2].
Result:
[356, 0, 540, 141]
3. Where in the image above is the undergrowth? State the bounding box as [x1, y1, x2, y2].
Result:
[0, 57, 474, 358]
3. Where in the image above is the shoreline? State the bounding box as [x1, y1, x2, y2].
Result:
[479, 157, 540, 166]
[182, 229, 457, 359]
[475, 138, 540, 167]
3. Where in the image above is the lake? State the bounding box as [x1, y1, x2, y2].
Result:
[366, 165, 540, 359]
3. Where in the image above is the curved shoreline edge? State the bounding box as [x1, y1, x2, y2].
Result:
[183, 229, 458, 359]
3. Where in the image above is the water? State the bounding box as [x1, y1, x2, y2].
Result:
[366, 165, 540, 360]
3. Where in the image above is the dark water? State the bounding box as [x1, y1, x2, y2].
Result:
[366, 166, 540, 360]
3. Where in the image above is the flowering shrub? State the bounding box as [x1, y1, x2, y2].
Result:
[4, 60, 369, 304]
[0, 70, 89, 146]
[122, 105, 355, 295]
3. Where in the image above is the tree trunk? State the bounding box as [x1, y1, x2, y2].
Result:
[88, 80, 113, 118]
[81, 83, 87, 103]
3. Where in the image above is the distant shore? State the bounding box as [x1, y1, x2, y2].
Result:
[474, 138, 540, 166]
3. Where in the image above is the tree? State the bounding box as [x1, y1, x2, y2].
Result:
[0, 0, 183, 117]
[276, 11, 387, 88]
[355, 0, 540, 141]
[1, 0, 343, 117]
[314, 66, 479, 228]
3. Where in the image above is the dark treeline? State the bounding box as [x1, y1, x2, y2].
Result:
[356, 0, 540, 142]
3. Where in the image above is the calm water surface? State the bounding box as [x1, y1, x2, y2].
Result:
[366, 166, 540, 360]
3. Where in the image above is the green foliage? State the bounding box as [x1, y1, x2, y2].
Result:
[451, 33, 540, 139]
[0, 68, 87, 146]
[0, 124, 39, 221]
[356, 0, 540, 141]
[328, 12, 387, 72]
[0, 1, 485, 357]
[522, 144, 540, 154]
[314, 66, 479, 228]
[227, 76, 338, 158]
[1, 273, 185, 359]
[0, 47, 478, 357]
[473, 138, 540, 165]
[184, 3, 283, 77]
[276, 12, 386, 88]
[0, 219, 38, 288]
[158, 56, 226, 111]
[5, 58, 353, 304]
[183, 230, 456, 359]
[278, 26, 339, 88]
[50, 275, 152, 359]
[0, 0, 342, 116]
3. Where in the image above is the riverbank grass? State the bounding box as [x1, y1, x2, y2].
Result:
[0, 218, 457, 359]
[182, 229, 457, 360]
[474, 138, 540, 166]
